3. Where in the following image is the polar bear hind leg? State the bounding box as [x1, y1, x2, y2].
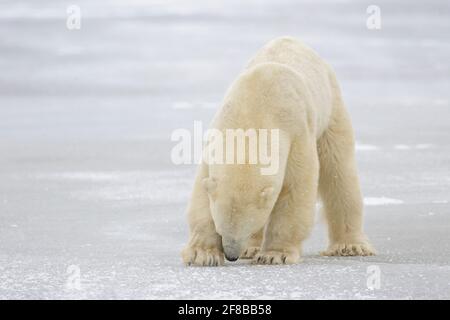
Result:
[318, 91, 375, 256]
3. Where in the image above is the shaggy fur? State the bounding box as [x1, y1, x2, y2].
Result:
[182, 36, 375, 266]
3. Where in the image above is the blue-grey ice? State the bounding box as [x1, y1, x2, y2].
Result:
[0, 0, 449, 299]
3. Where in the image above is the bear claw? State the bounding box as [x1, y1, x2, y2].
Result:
[320, 243, 376, 256]
[253, 250, 299, 265]
[182, 247, 224, 266]
[240, 246, 260, 259]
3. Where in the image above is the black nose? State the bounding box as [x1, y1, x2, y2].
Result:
[225, 254, 239, 262]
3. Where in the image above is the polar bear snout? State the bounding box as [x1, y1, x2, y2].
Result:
[225, 254, 239, 262]
[222, 237, 243, 262]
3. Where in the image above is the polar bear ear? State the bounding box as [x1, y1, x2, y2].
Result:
[202, 177, 217, 194]
[260, 187, 274, 200]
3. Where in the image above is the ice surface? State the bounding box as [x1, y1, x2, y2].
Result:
[363, 197, 404, 206]
[0, 0, 449, 299]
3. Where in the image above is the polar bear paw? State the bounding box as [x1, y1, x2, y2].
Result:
[182, 246, 224, 266]
[252, 250, 300, 265]
[240, 246, 260, 259]
[321, 243, 376, 257]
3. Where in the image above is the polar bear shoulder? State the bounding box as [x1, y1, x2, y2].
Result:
[243, 36, 336, 137]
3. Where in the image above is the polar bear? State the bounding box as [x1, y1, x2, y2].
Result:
[181, 36, 375, 266]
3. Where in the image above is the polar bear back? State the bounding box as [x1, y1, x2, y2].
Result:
[246, 36, 336, 138]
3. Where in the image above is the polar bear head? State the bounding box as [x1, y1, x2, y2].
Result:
[203, 165, 282, 261]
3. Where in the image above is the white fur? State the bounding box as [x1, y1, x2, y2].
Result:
[182, 36, 375, 266]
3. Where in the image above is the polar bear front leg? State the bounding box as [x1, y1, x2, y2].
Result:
[317, 101, 375, 256]
[181, 165, 224, 266]
[254, 138, 319, 265]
